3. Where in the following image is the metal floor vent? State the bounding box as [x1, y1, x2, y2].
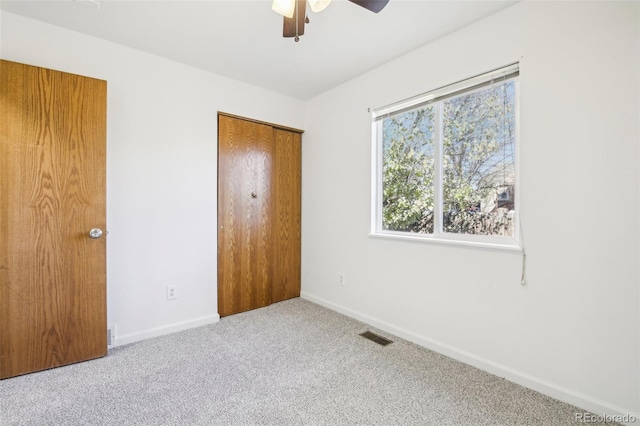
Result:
[360, 331, 393, 346]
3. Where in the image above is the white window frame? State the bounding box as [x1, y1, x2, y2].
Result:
[370, 63, 521, 252]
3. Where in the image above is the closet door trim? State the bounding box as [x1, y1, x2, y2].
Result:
[218, 112, 304, 135]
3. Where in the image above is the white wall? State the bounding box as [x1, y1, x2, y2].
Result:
[301, 0, 639, 419]
[0, 11, 305, 344]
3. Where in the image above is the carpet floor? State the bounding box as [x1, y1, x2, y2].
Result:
[0, 298, 616, 425]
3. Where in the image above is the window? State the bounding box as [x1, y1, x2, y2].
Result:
[371, 64, 519, 249]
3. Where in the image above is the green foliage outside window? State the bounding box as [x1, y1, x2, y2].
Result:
[382, 107, 434, 232]
[381, 81, 516, 236]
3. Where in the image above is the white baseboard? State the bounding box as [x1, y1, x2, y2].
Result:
[301, 291, 639, 426]
[113, 314, 220, 347]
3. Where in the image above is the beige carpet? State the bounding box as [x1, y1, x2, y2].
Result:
[0, 298, 616, 425]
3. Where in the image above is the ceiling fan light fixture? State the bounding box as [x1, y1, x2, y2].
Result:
[308, 0, 332, 13]
[272, 0, 296, 18]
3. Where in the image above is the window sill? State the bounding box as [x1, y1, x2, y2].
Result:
[369, 232, 523, 253]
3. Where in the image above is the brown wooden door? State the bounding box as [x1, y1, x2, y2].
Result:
[272, 129, 301, 303]
[218, 115, 274, 317]
[217, 114, 302, 317]
[0, 60, 107, 379]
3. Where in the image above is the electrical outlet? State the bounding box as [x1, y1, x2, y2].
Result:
[339, 274, 345, 287]
[167, 285, 177, 300]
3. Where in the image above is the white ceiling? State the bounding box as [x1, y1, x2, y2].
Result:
[0, 0, 518, 100]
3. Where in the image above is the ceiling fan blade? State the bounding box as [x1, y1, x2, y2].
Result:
[347, 0, 389, 13]
[283, 0, 306, 38]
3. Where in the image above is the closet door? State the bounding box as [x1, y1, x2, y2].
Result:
[217, 115, 274, 317]
[217, 114, 302, 317]
[0, 60, 107, 378]
[272, 129, 301, 303]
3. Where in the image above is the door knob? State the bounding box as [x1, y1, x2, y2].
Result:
[251, 192, 257, 198]
[89, 228, 104, 239]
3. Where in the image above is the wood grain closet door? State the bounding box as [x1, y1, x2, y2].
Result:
[0, 60, 107, 379]
[272, 129, 301, 303]
[218, 115, 273, 317]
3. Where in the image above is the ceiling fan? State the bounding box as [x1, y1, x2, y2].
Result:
[272, 0, 389, 42]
